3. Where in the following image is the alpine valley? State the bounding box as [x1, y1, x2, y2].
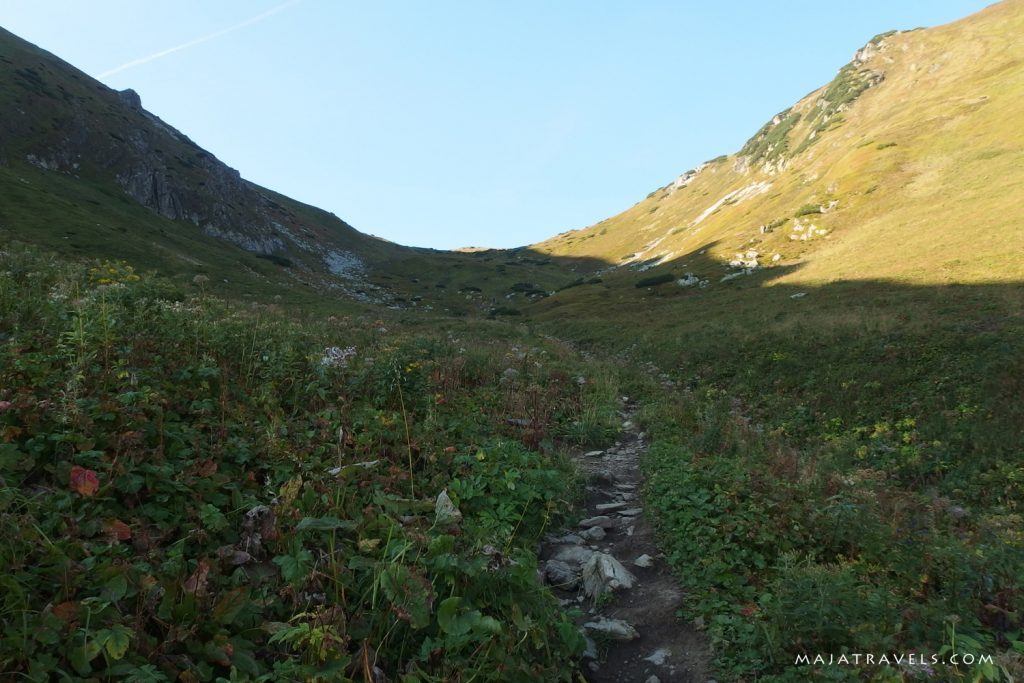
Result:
[1, 2, 1022, 681]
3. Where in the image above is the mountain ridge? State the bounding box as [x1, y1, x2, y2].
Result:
[533, 0, 1023, 292]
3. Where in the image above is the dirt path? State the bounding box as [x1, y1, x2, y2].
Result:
[540, 398, 713, 682]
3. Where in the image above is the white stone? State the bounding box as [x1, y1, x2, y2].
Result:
[582, 553, 636, 598]
[435, 489, 462, 524]
[582, 617, 639, 641]
[634, 554, 654, 568]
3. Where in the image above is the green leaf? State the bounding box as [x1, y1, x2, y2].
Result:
[69, 645, 93, 676]
[437, 597, 469, 637]
[273, 549, 313, 583]
[199, 503, 228, 532]
[102, 574, 128, 602]
[211, 587, 250, 625]
[472, 614, 502, 635]
[104, 624, 132, 660]
[69, 638, 103, 676]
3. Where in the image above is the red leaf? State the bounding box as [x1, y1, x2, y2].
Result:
[195, 459, 218, 477]
[69, 466, 100, 497]
[104, 519, 132, 541]
[183, 559, 210, 596]
[52, 601, 80, 622]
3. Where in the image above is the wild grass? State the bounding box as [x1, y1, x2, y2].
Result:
[541, 275, 1024, 681]
[0, 246, 624, 681]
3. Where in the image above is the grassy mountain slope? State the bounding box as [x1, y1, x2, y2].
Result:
[534, 0, 1024, 288]
[0, 26, 586, 315]
[2, 2, 1024, 681]
[519, 2, 1024, 679]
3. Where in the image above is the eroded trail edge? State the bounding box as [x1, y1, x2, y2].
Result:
[540, 398, 712, 683]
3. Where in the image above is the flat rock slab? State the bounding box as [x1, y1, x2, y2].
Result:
[547, 532, 585, 545]
[579, 515, 617, 529]
[644, 648, 670, 665]
[583, 617, 639, 641]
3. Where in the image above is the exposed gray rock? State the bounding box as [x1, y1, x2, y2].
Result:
[548, 532, 585, 545]
[595, 502, 629, 512]
[552, 545, 595, 567]
[582, 617, 639, 641]
[619, 507, 643, 517]
[582, 553, 636, 598]
[579, 515, 616, 529]
[582, 636, 598, 660]
[644, 648, 670, 665]
[117, 88, 142, 110]
[580, 526, 606, 542]
[544, 560, 578, 588]
[634, 554, 654, 568]
[324, 250, 366, 278]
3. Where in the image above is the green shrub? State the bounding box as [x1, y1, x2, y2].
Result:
[635, 273, 675, 288]
[795, 203, 823, 216]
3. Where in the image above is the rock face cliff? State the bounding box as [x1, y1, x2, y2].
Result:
[0, 26, 359, 257]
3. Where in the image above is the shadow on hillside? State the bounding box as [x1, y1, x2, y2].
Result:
[520, 242, 1024, 431]
[512, 239, 1021, 325]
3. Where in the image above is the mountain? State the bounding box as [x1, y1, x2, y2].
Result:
[2, 4, 1024, 681]
[0, 26, 579, 313]
[532, 0, 1024, 289]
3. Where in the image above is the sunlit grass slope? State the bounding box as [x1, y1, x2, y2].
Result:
[534, 0, 1024, 288]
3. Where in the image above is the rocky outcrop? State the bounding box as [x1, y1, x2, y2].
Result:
[0, 28, 366, 261]
[117, 88, 142, 110]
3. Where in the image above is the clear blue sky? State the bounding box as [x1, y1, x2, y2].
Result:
[2, 0, 994, 249]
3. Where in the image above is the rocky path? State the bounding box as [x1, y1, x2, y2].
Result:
[540, 398, 712, 682]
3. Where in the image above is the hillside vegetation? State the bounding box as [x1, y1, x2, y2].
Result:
[0, 247, 625, 681]
[534, 0, 1024, 289]
[2, 1, 1024, 681]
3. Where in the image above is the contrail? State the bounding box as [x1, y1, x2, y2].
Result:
[99, 0, 302, 79]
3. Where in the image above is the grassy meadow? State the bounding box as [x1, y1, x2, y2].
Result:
[535, 265, 1024, 680]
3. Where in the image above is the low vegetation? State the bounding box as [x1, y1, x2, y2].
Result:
[544, 277, 1024, 681]
[0, 248, 624, 681]
[635, 273, 675, 288]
